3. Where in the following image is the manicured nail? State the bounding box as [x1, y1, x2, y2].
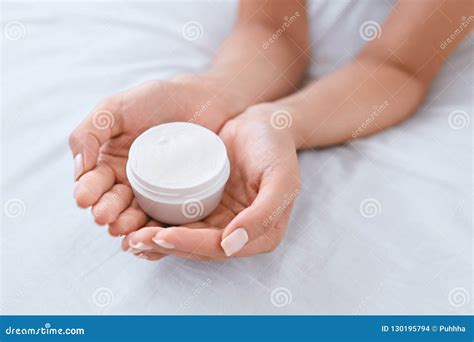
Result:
[136, 253, 149, 260]
[152, 237, 175, 249]
[74, 154, 83, 180]
[220, 228, 249, 257]
[129, 241, 153, 250]
[126, 247, 140, 253]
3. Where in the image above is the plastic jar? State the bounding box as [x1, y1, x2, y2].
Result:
[126, 122, 230, 225]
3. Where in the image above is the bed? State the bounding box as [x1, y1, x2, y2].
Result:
[1, 0, 472, 314]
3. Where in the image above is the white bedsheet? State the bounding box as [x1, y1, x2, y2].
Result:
[1, 0, 472, 315]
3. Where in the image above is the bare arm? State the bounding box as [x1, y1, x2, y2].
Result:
[179, 0, 309, 122]
[271, 0, 474, 149]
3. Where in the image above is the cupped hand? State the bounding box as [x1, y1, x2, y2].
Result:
[123, 104, 301, 261]
[69, 78, 229, 235]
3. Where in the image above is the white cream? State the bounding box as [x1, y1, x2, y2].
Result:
[126, 122, 230, 225]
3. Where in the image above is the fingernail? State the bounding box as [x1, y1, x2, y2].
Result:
[220, 228, 249, 257]
[126, 247, 140, 253]
[129, 241, 153, 250]
[74, 154, 83, 180]
[152, 237, 175, 249]
[136, 253, 149, 260]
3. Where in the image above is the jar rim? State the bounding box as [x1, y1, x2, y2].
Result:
[126, 123, 230, 203]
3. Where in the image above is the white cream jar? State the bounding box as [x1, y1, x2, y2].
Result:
[126, 122, 230, 225]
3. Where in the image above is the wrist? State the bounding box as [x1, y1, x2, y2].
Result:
[170, 74, 245, 130]
[230, 103, 299, 149]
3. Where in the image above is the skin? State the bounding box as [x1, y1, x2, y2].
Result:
[70, 0, 473, 260]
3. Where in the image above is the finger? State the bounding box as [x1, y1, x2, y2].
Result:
[234, 205, 293, 257]
[133, 251, 167, 261]
[73, 163, 115, 208]
[108, 200, 148, 236]
[92, 184, 133, 225]
[69, 96, 123, 180]
[152, 226, 226, 259]
[220, 162, 300, 257]
[123, 227, 217, 261]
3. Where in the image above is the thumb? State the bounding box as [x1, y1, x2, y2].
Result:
[220, 166, 300, 257]
[69, 97, 122, 180]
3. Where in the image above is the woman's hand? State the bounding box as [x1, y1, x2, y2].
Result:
[69, 78, 232, 235]
[122, 104, 301, 261]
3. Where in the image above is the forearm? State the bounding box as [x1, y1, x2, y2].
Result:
[205, 22, 308, 115]
[281, 58, 427, 149]
[173, 0, 309, 125]
[277, 0, 473, 149]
